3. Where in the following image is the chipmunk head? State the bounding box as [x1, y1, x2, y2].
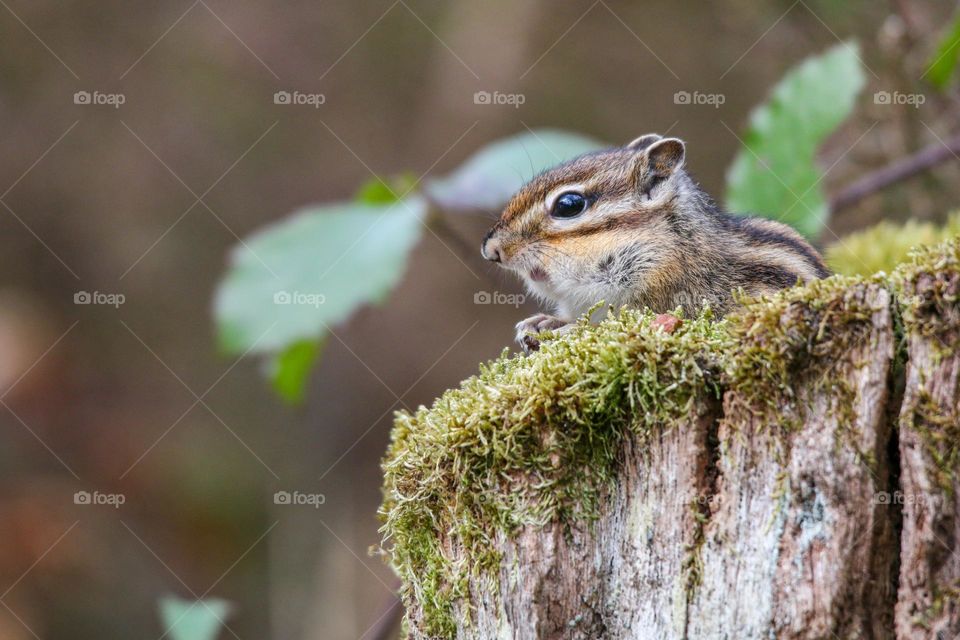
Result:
[481, 134, 691, 314]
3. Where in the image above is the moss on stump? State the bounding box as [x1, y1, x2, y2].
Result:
[380, 236, 960, 639]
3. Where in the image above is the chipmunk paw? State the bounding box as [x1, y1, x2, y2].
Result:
[515, 314, 571, 353]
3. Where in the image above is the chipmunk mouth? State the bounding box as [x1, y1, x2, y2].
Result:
[528, 266, 549, 283]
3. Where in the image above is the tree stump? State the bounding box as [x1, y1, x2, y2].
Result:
[379, 238, 960, 640]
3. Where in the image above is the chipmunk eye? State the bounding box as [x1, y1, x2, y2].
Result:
[551, 192, 588, 219]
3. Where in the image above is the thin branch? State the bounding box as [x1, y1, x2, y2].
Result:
[829, 132, 960, 214]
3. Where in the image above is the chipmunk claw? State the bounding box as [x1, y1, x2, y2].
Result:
[515, 314, 571, 353]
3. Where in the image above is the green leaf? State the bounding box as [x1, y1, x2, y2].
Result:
[725, 42, 866, 239]
[354, 173, 418, 204]
[267, 338, 323, 405]
[213, 129, 600, 401]
[426, 129, 604, 211]
[214, 197, 425, 356]
[926, 11, 960, 90]
[158, 596, 232, 640]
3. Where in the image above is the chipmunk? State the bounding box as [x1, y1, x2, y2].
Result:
[480, 134, 830, 352]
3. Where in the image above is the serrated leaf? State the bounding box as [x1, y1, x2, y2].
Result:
[158, 596, 232, 640]
[926, 11, 960, 90]
[267, 338, 323, 405]
[425, 129, 604, 211]
[214, 197, 425, 356]
[725, 42, 866, 238]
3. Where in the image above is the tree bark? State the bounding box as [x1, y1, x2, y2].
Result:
[687, 285, 898, 639]
[394, 255, 960, 640]
[895, 269, 960, 638]
[455, 398, 722, 639]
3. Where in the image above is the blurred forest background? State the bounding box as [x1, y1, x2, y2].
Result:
[0, 0, 958, 638]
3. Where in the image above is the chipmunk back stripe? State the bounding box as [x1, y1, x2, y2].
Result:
[723, 215, 830, 278]
[731, 260, 801, 290]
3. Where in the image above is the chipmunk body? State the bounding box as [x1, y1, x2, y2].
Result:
[480, 134, 830, 351]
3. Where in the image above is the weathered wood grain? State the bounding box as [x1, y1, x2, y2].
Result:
[688, 284, 898, 639]
[895, 270, 960, 639]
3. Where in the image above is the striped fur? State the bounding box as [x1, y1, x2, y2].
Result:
[482, 135, 830, 321]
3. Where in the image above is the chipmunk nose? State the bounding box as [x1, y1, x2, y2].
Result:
[481, 233, 503, 263]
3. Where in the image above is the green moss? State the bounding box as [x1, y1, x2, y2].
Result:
[379, 309, 731, 635]
[913, 583, 960, 630]
[908, 390, 960, 495]
[826, 212, 960, 277]
[893, 236, 960, 494]
[724, 275, 884, 435]
[380, 234, 960, 637]
[682, 494, 710, 596]
[893, 235, 960, 348]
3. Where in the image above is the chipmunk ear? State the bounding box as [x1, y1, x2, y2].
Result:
[646, 138, 685, 175]
[626, 133, 662, 152]
[634, 137, 685, 194]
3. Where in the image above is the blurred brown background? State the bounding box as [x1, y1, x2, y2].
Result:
[0, 0, 956, 638]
